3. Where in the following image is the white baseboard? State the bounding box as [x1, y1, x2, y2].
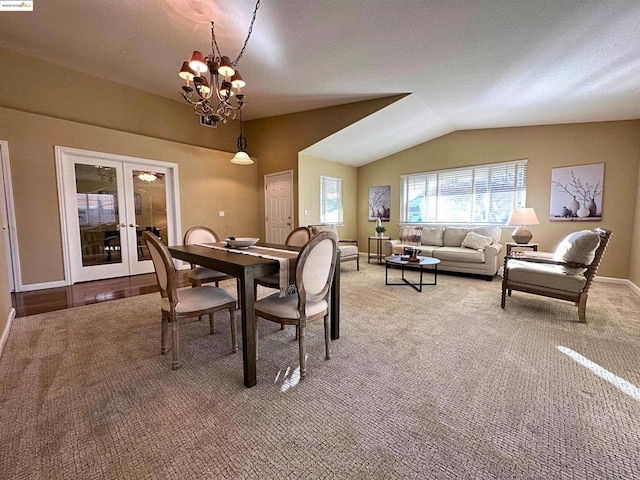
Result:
[0, 307, 16, 359]
[20, 280, 68, 292]
[594, 276, 640, 298]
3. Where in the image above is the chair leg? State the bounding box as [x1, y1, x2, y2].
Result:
[280, 324, 285, 330]
[161, 312, 168, 354]
[171, 321, 180, 370]
[501, 285, 506, 309]
[229, 307, 238, 353]
[209, 312, 215, 334]
[578, 294, 588, 323]
[298, 323, 306, 377]
[324, 314, 331, 360]
[356, 254, 360, 271]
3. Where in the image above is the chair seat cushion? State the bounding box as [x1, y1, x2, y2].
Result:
[162, 286, 235, 313]
[338, 245, 358, 258]
[188, 266, 232, 281]
[506, 260, 587, 293]
[255, 293, 328, 320]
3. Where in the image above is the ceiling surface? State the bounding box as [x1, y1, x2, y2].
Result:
[1, 0, 639, 166]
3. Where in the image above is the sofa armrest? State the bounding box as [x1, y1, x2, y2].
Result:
[384, 239, 401, 257]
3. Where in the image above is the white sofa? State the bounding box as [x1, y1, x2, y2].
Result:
[384, 226, 503, 279]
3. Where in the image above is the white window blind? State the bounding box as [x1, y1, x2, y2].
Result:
[320, 175, 343, 224]
[400, 159, 527, 224]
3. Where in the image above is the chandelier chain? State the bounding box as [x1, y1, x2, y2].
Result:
[234, 0, 260, 66]
[210, 0, 260, 65]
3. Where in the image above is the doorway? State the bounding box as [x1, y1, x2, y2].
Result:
[56, 147, 181, 284]
[0, 141, 19, 292]
[264, 170, 293, 244]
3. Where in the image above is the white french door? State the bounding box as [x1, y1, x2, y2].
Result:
[57, 147, 180, 284]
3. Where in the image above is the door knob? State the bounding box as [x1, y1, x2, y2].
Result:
[118, 223, 126, 228]
[129, 223, 140, 228]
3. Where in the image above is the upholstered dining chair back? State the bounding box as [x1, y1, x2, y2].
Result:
[143, 231, 175, 305]
[285, 226, 311, 247]
[298, 231, 338, 304]
[184, 226, 220, 246]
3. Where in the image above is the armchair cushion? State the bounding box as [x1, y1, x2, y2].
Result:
[553, 230, 601, 265]
[461, 232, 495, 251]
[506, 259, 587, 293]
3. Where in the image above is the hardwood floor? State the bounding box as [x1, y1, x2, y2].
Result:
[11, 272, 191, 318]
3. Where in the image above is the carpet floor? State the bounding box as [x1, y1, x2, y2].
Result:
[1, 263, 639, 479]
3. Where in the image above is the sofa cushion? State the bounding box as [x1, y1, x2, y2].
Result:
[553, 230, 600, 265]
[399, 226, 422, 246]
[391, 244, 438, 256]
[461, 231, 495, 251]
[421, 227, 444, 246]
[432, 247, 485, 264]
[443, 228, 472, 247]
[470, 226, 501, 244]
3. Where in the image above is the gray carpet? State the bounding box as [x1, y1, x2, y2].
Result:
[1, 263, 640, 479]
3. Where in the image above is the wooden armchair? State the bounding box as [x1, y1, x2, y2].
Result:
[309, 224, 359, 270]
[501, 228, 611, 323]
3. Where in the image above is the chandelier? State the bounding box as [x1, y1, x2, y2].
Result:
[179, 0, 261, 128]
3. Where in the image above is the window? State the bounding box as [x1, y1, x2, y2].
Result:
[400, 159, 527, 224]
[320, 175, 343, 224]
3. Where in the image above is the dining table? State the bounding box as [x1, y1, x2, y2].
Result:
[168, 242, 341, 388]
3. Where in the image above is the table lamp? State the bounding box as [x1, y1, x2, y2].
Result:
[506, 207, 539, 244]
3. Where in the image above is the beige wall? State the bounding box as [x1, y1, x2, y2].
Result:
[298, 154, 357, 240]
[244, 96, 405, 238]
[358, 121, 640, 279]
[0, 47, 237, 153]
[0, 107, 258, 286]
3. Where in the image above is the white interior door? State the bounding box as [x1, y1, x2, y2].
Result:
[264, 170, 293, 244]
[57, 147, 180, 284]
[0, 141, 19, 291]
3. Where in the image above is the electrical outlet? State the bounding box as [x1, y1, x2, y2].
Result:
[219, 211, 225, 217]
[304, 209, 308, 216]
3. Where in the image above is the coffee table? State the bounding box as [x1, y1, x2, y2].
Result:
[385, 256, 440, 292]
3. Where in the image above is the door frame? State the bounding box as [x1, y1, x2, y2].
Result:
[0, 141, 21, 292]
[56, 146, 182, 285]
[264, 169, 294, 243]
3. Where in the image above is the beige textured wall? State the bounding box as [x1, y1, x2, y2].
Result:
[0, 107, 258, 286]
[358, 121, 640, 279]
[244, 96, 405, 238]
[0, 47, 237, 153]
[298, 154, 357, 240]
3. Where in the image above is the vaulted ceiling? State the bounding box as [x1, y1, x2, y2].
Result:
[1, 0, 639, 166]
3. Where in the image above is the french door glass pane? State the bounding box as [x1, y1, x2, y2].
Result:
[133, 170, 167, 261]
[75, 164, 122, 266]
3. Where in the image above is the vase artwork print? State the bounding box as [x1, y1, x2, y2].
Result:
[549, 163, 604, 222]
[368, 185, 391, 221]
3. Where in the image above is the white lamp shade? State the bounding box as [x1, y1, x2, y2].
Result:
[230, 151, 253, 165]
[506, 207, 539, 226]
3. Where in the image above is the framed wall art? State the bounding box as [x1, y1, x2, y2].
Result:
[368, 185, 390, 221]
[549, 163, 604, 222]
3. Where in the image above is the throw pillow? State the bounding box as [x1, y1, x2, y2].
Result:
[553, 230, 600, 265]
[399, 226, 422, 246]
[421, 227, 444, 246]
[461, 231, 494, 251]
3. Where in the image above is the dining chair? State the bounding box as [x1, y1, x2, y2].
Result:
[254, 231, 338, 377]
[255, 226, 311, 293]
[183, 226, 236, 287]
[143, 231, 237, 370]
[309, 224, 359, 270]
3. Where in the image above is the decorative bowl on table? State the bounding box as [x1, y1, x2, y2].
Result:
[225, 237, 260, 248]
